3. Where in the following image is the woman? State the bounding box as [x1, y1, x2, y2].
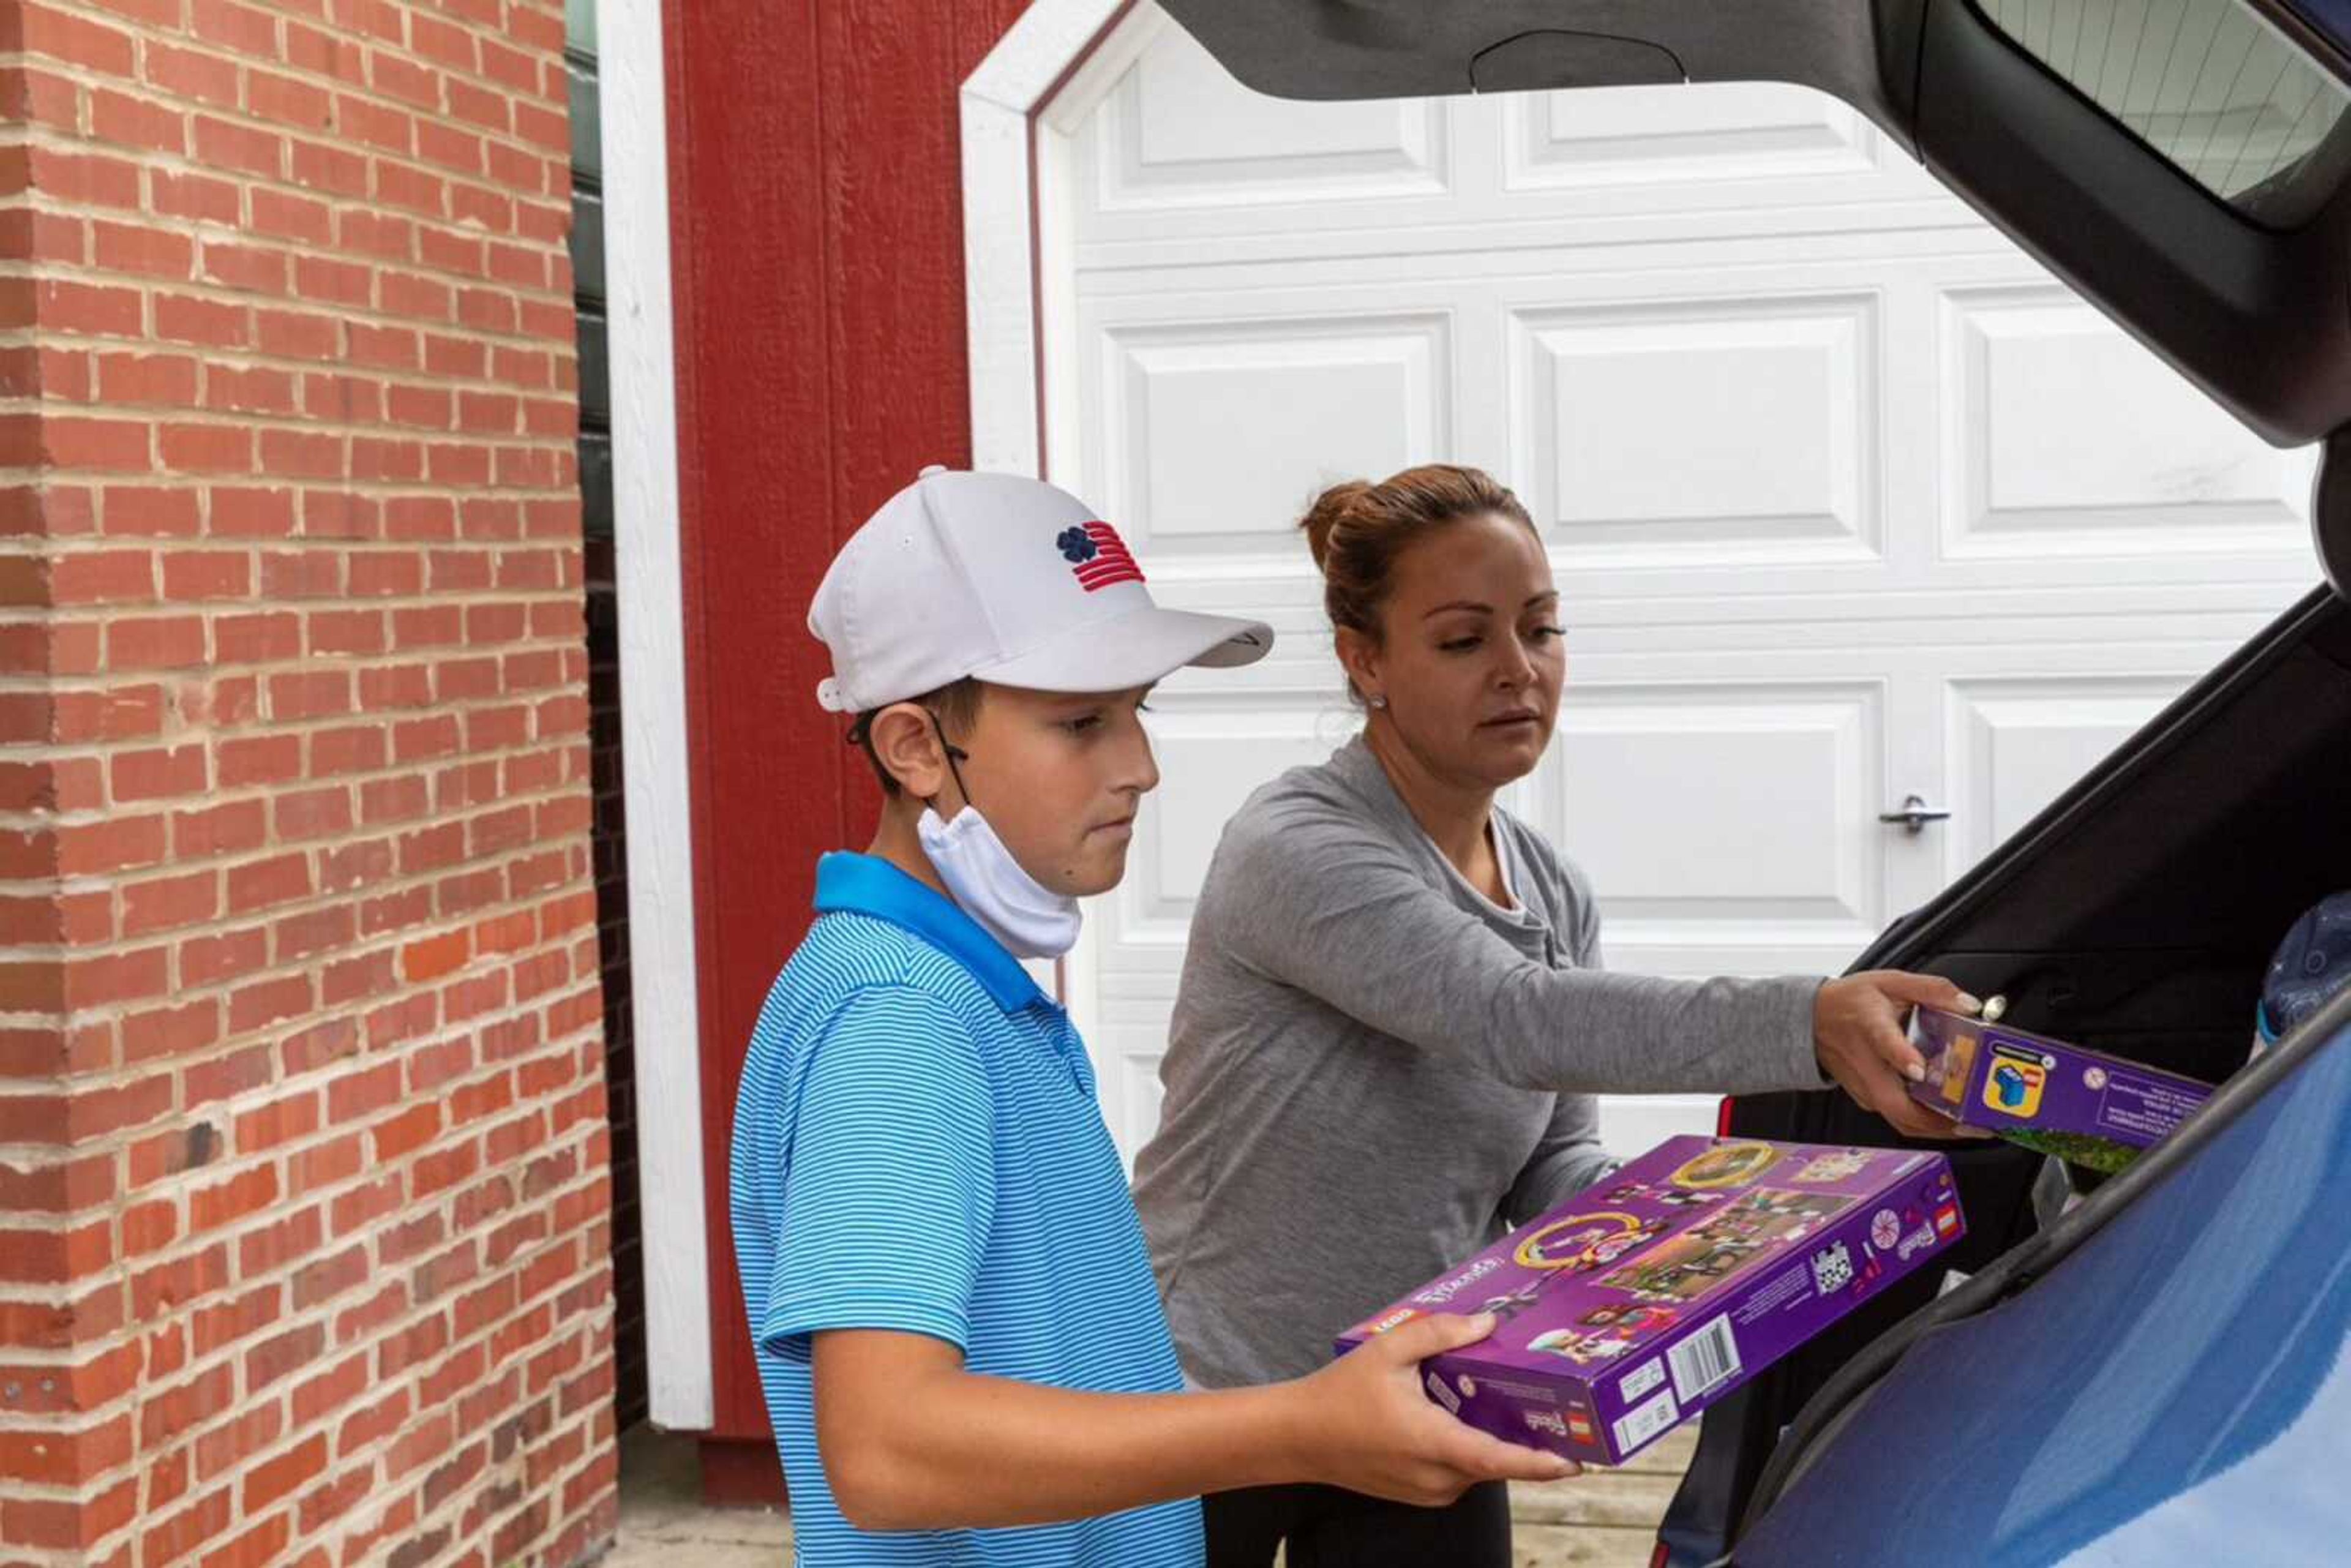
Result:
[1131, 465, 1975, 1567]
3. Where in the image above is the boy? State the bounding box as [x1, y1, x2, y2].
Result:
[730, 469, 1572, 1566]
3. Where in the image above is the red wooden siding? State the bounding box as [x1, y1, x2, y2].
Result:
[662, 0, 1039, 1498]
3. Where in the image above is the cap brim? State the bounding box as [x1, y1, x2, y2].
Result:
[968, 604, 1273, 695]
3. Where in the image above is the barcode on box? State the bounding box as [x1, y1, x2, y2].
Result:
[1668, 1316, 1742, 1403]
[1612, 1388, 1679, 1454]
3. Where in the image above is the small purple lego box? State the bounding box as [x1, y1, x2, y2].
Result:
[1333, 1136, 1962, 1466]
[1907, 1005, 2216, 1173]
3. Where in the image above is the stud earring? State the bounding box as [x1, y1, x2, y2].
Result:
[1367, 694, 1389, 711]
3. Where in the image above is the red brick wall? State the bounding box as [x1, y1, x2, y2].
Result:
[0, 3, 613, 1566]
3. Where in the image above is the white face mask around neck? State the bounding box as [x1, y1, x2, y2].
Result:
[917, 803, 1083, 961]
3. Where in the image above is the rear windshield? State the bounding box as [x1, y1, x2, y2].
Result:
[1977, 0, 2351, 225]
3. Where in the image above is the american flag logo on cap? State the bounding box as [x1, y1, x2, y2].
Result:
[1055, 522, 1146, 593]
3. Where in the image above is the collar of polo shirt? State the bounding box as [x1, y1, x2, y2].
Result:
[813, 852, 1046, 1013]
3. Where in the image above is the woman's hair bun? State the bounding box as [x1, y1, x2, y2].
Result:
[1294, 465, 1534, 648]
[1297, 479, 1371, 574]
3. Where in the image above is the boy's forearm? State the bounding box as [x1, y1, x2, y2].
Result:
[823, 1367, 1311, 1531]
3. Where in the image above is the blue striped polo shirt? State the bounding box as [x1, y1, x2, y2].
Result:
[729, 852, 1203, 1567]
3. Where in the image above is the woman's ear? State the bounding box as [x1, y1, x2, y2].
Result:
[868, 703, 950, 801]
[1335, 627, 1384, 709]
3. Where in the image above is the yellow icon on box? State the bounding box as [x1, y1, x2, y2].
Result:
[1982, 1054, 2047, 1118]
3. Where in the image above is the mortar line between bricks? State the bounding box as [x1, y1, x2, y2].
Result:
[4, 789, 591, 830]
[26, 755, 594, 820]
[0, 456, 581, 489]
[0, 416, 582, 465]
[17, 639, 592, 670]
[4, 760, 596, 822]
[0, 1210, 620, 1558]
[0, 1109, 616, 1382]
[0, 431, 586, 480]
[0, 543, 580, 572]
[0, 926, 602, 1024]
[38, 442, 589, 473]
[0, 630, 589, 659]
[15, 613, 576, 647]
[1, 433, 590, 461]
[24, 747, 594, 809]
[4, 865, 593, 917]
[0, 1011, 611, 1185]
[7, 644, 597, 681]
[1, 525, 586, 553]
[0, 329, 582, 377]
[2, 917, 602, 1057]
[0, 190, 580, 320]
[0, 287, 583, 381]
[0, 921, 602, 1105]
[0, 1090, 619, 1313]
[0, 40, 578, 212]
[20, 575, 588, 608]
[26, 0, 577, 124]
[101, 921, 597, 1043]
[0, 543, 587, 567]
[152, 822, 586, 872]
[0, 441, 587, 465]
[0, 356, 572, 386]
[0, 752, 593, 808]
[0, 321, 582, 397]
[0, 227, 582, 351]
[0, 383, 582, 422]
[0, 147, 577, 274]
[4, 844, 594, 891]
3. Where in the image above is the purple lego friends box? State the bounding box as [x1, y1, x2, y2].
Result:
[1907, 1005, 2215, 1173]
[1333, 1136, 1963, 1466]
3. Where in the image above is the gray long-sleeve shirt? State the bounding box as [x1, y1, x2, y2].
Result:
[1131, 736, 1826, 1387]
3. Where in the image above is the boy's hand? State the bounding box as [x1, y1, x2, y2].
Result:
[1814, 972, 1992, 1141]
[1291, 1312, 1579, 1505]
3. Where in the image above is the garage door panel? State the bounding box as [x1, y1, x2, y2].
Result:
[1940, 286, 2319, 558]
[1504, 81, 1877, 190]
[1063, 17, 1967, 256]
[1113, 694, 1349, 945]
[1097, 1029, 1171, 1162]
[1944, 675, 2198, 871]
[1508, 294, 1880, 564]
[1531, 681, 1888, 943]
[1079, 1011, 1180, 1166]
[1091, 14, 1448, 210]
[1098, 314, 1452, 558]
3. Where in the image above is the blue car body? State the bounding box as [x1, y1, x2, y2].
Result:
[1738, 1013, 2351, 1566]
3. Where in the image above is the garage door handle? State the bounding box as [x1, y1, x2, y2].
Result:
[1878, 795, 1951, 835]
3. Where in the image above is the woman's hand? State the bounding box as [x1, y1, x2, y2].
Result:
[1813, 972, 1989, 1139]
[1288, 1313, 1580, 1505]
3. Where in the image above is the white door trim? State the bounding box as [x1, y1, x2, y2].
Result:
[965, 1, 1163, 1051]
[598, 0, 713, 1431]
[963, 0, 1133, 480]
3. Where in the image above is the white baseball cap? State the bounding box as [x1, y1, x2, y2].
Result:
[810, 467, 1273, 713]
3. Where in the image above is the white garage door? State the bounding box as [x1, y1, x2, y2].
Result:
[1027, 5, 2322, 1164]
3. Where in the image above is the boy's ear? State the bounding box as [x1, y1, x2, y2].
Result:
[868, 703, 951, 802]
